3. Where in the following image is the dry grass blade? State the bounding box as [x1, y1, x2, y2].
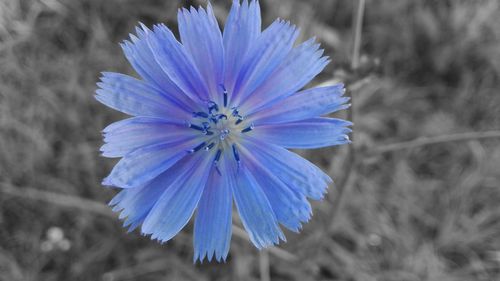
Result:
[369, 130, 500, 155]
[259, 250, 270, 281]
[0, 182, 114, 218]
[351, 0, 366, 70]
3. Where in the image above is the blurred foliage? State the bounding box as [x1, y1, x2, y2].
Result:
[1, 0, 500, 280]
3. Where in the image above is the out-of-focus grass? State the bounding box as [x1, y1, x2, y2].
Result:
[1, 0, 500, 280]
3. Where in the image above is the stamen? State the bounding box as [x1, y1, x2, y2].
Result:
[186, 122, 205, 132]
[208, 101, 219, 114]
[214, 149, 222, 175]
[232, 144, 240, 166]
[235, 118, 243, 125]
[209, 113, 226, 124]
[241, 123, 254, 133]
[205, 142, 215, 151]
[231, 107, 242, 119]
[193, 111, 209, 118]
[214, 149, 222, 163]
[205, 130, 214, 135]
[220, 84, 228, 107]
[187, 142, 207, 153]
[202, 122, 211, 130]
[215, 114, 227, 121]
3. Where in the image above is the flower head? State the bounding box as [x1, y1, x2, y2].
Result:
[96, 0, 351, 262]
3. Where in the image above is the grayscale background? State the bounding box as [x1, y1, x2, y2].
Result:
[1, 0, 500, 280]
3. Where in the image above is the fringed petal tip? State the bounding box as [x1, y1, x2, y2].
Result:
[193, 250, 229, 264]
[101, 177, 114, 187]
[257, 234, 287, 250]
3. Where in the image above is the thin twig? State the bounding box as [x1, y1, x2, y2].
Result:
[351, 0, 366, 70]
[0, 182, 114, 218]
[259, 250, 271, 281]
[368, 130, 500, 155]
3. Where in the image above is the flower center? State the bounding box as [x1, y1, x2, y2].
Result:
[185, 87, 254, 174]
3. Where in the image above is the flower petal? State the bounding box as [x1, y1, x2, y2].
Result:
[121, 26, 200, 112]
[102, 138, 200, 188]
[193, 162, 233, 262]
[240, 38, 329, 114]
[108, 160, 190, 232]
[231, 19, 299, 105]
[223, 0, 261, 94]
[227, 154, 285, 249]
[248, 84, 348, 125]
[101, 117, 198, 158]
[146, 24, 210, 103]
[241, 139, 332, 200]
[141, 153, 213, 243]
[252, 117, 352, 149]
[95, 72, 191, 119]
[178, 4, 224, 102]
[240, 145, 312, 232]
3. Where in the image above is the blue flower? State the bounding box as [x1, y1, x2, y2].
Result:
[96, 0, 351, 262]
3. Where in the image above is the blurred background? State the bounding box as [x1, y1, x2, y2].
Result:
[1, 0, 500, 280]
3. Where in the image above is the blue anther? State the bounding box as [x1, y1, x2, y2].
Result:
[216, 114, 228, 120]
[205, 142, 215, 151]
[241, 123, 254, 133]
[235, 118, 243, 125]
[214, 149, 222, 175]
[220, 84, 228, 107]
[231, 107, 242, 118]
[209, 114, 227, 124]
[193, 111, 209, 118]
[208, 101, 219, 114]
[188, 123, 205, 132]
[232, 144, 240, 165]
[214, 149, 222, 163]
[205, 130, 214, 136]
[202, 122, 211, 130]
[187, 142, 207, 153]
